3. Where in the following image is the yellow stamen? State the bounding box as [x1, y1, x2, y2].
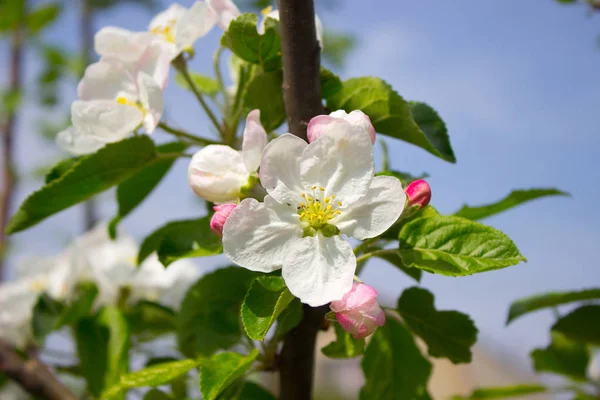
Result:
[261, 5, 273, 16]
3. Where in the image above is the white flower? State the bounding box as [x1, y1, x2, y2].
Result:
[258, 6, 323, 48]
[223, 116, 405, 306]
[188, 110, 267, 203]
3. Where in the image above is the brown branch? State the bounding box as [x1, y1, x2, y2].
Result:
[276, 0, 326, 399]
[0, 339, 78, 400]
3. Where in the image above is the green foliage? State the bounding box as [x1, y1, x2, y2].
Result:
[243, 70, 286, 131]
[361, 317, 432, 400]
[454, 188, 570, 221]
[327, 77, 455, 162]
[531, 332, 590, 381]
[31, 293, 65, 343]
[101, 359, 198, 400]
[398, 214, 526, 276]
[222, 381, 276, 400]
[322, 323, 365, 359]
[57, 283, 99, 326]
[199, 350, 259, 400]
[143, 389, 172, 400]
[6, 136, 158, 234]
[320, 67, 342, 99]
[371, 248, 422, 282]
[397, 287, 478, 364]
[126, 301, 176, 338]
[177, 267, 258, 357]
[552, 305, 600, 346]
[175, 71, 220, 97]
[241, 276, 295, 341]
[507, 288, 600, 324]
[221, 13, 282, 71]
[25, 3, 61, 35]
[451, 384, 547, 399]
[138, 216, 222, 266]
[274, 297, 304, 338]
[109, 142, 186, 238]
[44, 157, 79, 183]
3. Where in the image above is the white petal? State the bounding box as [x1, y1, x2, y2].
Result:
[333, 175, 406, 240]
[149, 4, 187, 32]
[259, 133, 307, 204]
[78, 57, 137, 101]
[71, 100, 143, 143]
[207, 0, 241, 29]
[56, 126, 104, 155]
[135, 40, 174, 88]
[175, 1, 218, 53]
[137, 72, 164, 133]
[300, 120, 374, 205]
[223, 197, 303, 273]
[241, 110, 267, 173]
[94, 27, 153, 61]
[187, 145, 249, 203]
[282, 234, 355, 307]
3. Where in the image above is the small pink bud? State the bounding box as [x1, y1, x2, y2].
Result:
[307, 110, 376, 144]
[405, 179, 431, 210]
[210, 204, 237, 237]
[330, 282, 385, 339]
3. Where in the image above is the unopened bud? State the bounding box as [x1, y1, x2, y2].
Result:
[405, 179, 431, 212]
[307, 110, 376, 144]
[330, 282, 385, 339]
[210, 204, 237, 237]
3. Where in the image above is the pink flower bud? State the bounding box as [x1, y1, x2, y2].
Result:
[210, 204, 237, 237]
[405, 179, 431, 210]
[307, 110, 376, 144]
[330, 282, 385, 339]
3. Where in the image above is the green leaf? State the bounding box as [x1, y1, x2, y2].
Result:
[327, 77, 455, 163]
[236, 382, 276, 400]
[361, 317, 431, 400]
[31, 293, 65, 343]
[25, 3, 61, 35]
[241, 276, 295, 341]
[6, 136, 157, 234]
[126, 301, 176, 338]
[177, 267, 258, 357]
[57, 282, 99, 326]
[451, 384, 547, 399]
[454, 188, 570, 221]
[376, 170, 429, 185]
[531, 332, 590, 381]
[221, 13, 281, 71]
[382, 205, 440, 241]
[44, 157, 79, 184]
[552, 305, 600, 346]
[322, 323, 365, 359]
[101, 359, 198, 400]
[97, 307, 130, 392]
[372, 248, 421, 282]
[109, 142, 186, 238]
[243, 70, 285, 131]
[507, 288, 600, 324]
[138, 216, 222, 266]
[199, 350, 259, 400]
[320, 67, 342, 99]
[398, 215, 526, 276]
[143, 389, 173, 400]
[76, 317, 109, 397]
[175, 71, 220, 96]
[397, 287, 477, 364]
[274, 297, 303, 338]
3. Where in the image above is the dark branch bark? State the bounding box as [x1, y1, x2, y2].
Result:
[0, 339, 77, 400]
[277, 0, 326, 399]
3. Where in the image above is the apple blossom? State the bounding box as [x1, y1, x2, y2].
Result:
[188, 109, 268, 203]
[330, 282, 386, 339]
[223, 118, 405, 306]
[307, 110, 376, 144]
[259, 6, 323, 48]
[210, 204, 237, 237]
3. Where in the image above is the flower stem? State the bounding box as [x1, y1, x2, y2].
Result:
[158, 121, 219, 146]
[355, 248, 399, 264]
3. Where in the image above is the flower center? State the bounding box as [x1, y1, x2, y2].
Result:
[261, 5, 273, 16]
[298, 186, 343, 229]
[151, 21, 176, 43]
[117, 96, 145, 114]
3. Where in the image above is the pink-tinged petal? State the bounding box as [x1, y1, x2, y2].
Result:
[344, 110, 376, 144]
[241, 110, 268, 173]
[306, 115, 347, 143]
[374, 308, 386, 327]
[137, 71, 164, 133]
[210, 203, 237, 237]
[135, 40, 174, 89]
[207, 0, 241, 29]
[405, 179, 432, 209]
[336, 312, 358, 334]
[330, 282, 379, 312]
[149, 4, 187, 32]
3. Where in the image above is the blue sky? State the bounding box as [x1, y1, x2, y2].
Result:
[2, 0, 600, 378]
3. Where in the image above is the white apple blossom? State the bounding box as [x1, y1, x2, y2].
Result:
[223, 115, 405, 306]
[188, 109, 267, 203]
[307, 110, 376, 144]
[258, 6, 323, 48]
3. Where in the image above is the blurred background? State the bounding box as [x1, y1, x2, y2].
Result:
[1, 0, 599, 398]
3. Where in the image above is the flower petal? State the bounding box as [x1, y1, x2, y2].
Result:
[300, 120, 374, 205]
[56, 126, 104, 155]
[94, 27, 152, 61]
[259, 133, 307, 205]
[137, 71, 164, 133]
[135, 40, 174, 89]
[241, 110, 268, 173]
[175, 1, 218, 53]
[149, 4, 187, 32]
[78, 57, 137, 101]
[207, 0, 241, 29]
[71, 100, 143, 143]
[188, 145, 249, 203]
[223, 197, 302, 273]
[333, 175, 405, 239]
[282, 234, 355, 307]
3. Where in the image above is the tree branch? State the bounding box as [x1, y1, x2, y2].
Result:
[277, 0, 326, 399]
[0, 339, 78, 400]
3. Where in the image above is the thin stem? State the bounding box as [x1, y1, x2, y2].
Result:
[158, 122, 219, 146]
[355, 248, 399, 264]
[214, 47, 228, 109]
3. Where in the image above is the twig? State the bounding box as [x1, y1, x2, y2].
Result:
[158, 121, 219, 146]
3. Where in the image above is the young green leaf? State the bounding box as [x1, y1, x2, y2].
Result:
[360, 317, 432, 400]
[243, 70, 286, 131]
[126, 301, 176, 338]
[320, 67, 342, 99]
[221, 13, 281, 71]
[552, 305, 600, 346]
[397, 287, 478, 364]
[322, 323, 365, 359]
[231, 381, 276, 400]
[274, 297, 303, 338]
[57, 282, 99, 326]
[451, 384, 547, 399]
[138, 216, 222, 266]
[177, 267, 258, 358]
[399, 215, 526, 276]
[6, 136, 157, 234]
[97, 307, 130, 393]
[506, 288, 600, 324]
[454, 188, 570, 221]
[327, 77, 455, 163]
[531, 332, 590, 381]
[25, 3, 61, 35]
[199, 350, 259, 400]
[76, 316, 110, 397]
[175, 72, 220, 96]
[241, 276, 295, 341]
